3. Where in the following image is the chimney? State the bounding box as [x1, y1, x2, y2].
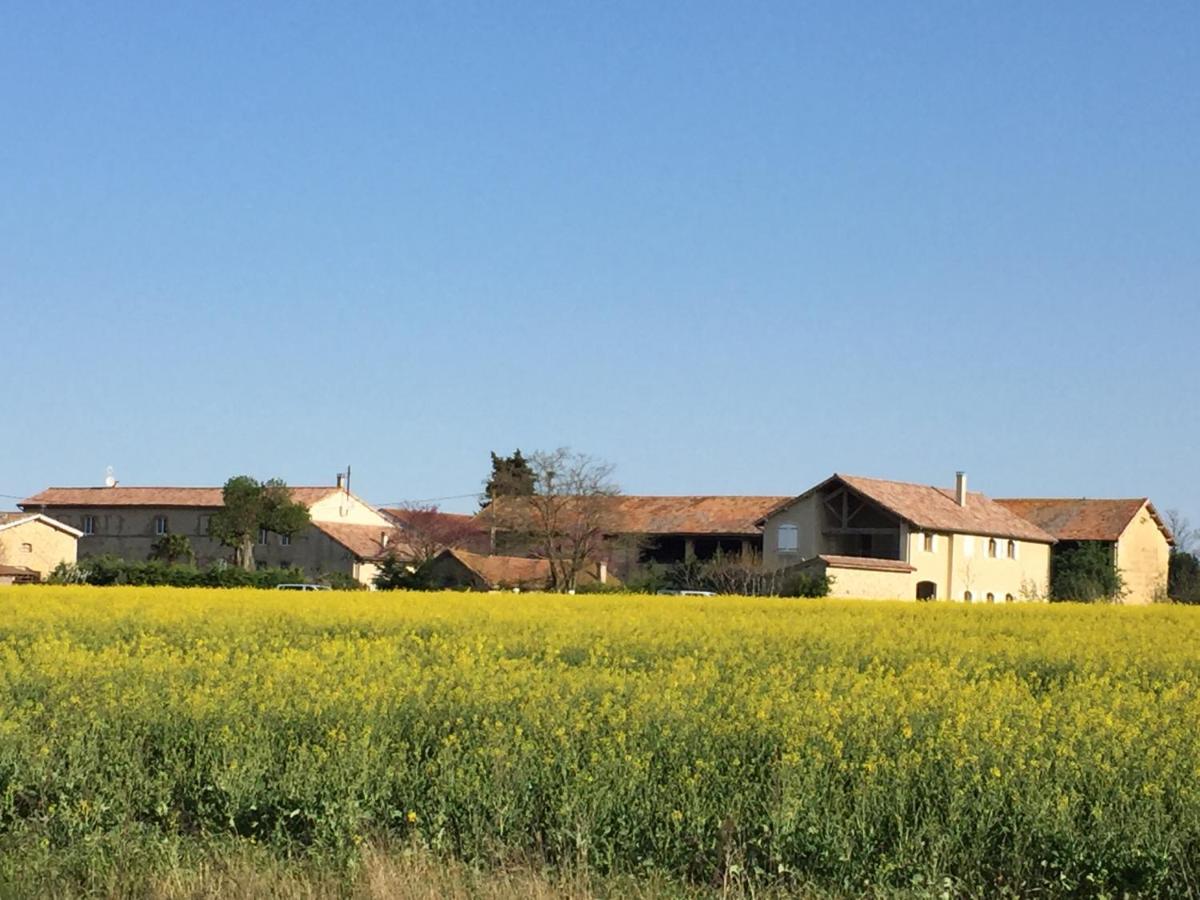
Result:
[380, 531, 389, 548]
[955, 471, 968, 507]
[336, 473, 345, 489]
[598, 560, 608, 585]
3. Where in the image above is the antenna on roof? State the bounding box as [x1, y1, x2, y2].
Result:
[104, 466, 117, 488]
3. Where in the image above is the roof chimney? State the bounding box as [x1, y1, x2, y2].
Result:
[955, 471, 968, 507]
[336, 473, 345, 489]
[380, 531, 389, 548]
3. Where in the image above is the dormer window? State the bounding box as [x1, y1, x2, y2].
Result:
[777, 523, 798, 553]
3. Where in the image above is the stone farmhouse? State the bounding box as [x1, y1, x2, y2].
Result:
[994, 498, 1174, 603]
[19, 477, 402, 587]
[760, 473, 1057, 602]
[0, 512, 82, 584]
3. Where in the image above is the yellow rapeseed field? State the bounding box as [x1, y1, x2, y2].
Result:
[0, 587, 1198, 895]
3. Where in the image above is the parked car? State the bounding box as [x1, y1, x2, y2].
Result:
[275, 583, 332, 591]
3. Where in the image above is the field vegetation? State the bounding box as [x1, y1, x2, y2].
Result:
[0, 587, 1197, 896]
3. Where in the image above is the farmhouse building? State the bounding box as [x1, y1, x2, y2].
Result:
[760, 473, 1056, 601]
[19, 478, 402, 587]
[995, 498, 1173, 603]
[0, 512, 82, 583]
[477, 495, 788, 577]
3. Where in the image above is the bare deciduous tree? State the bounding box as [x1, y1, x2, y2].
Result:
[494, 448, 621, 592]
[1164, 509, 1195, 555]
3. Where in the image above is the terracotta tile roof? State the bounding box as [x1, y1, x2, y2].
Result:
[769, 474, 1056, 543]
[443, 549, 551, 588]
[0, 512, 31, 526]
[310, 521, 409, 561]
[20, 486, 342, 509]
[479, 496, 790, 537]
[836, 474, 1056, 543]
[0, 565, 39, 579]
[995, 498, 1172, 544]
[815, 554, 917, 573]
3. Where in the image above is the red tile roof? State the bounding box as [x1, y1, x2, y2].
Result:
[311, 521, 409, 561]
[479, 496, 790, 537]
[443, 549, 551, 588]
[995, 498, 1172, 545]
[20, 486, 342, 509]
[815, 554, 917, 573]
[769, 474, 1056, 543]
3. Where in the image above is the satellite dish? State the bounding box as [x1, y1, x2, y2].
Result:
[104, 466, 116, 488]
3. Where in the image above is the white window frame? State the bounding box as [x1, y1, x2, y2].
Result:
[155, 515, 168, 536]
[776, 523, 799, 553]
[280, 533, 291, 546]
[82, 515, 96, 535]
[258, 528, 269, 546]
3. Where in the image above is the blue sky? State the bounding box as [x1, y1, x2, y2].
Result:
[2, 2, 1198, 524]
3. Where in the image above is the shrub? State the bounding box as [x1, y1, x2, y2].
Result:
[1050, 541, 1124, 602]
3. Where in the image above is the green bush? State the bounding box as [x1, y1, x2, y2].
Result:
[49, 555, 310, 589]
[1050, 542, 1124, 602]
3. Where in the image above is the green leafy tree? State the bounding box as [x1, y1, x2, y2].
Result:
[1050, 541, 1124, 602]
[148, 533, 195, 566]
[480, 450, 536, 508]
[1169, 551, 1200, 603]
[209, 476, 311, 571]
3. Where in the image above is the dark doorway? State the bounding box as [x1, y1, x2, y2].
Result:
[916, 581, 937, 601]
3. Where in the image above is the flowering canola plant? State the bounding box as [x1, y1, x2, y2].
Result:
[0, 587, 1197, 894]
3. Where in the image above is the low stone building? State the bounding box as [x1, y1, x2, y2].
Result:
[0, 512, 83, 582]
[995, 498, 1174, 603]
[761, 473, 1056, 602]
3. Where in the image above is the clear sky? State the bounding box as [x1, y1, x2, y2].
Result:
[3, 2, 1198, 523]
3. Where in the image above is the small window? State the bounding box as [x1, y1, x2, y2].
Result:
[82, 515, 96, 535]
[986, 592, 995, 603]
[777, 523, 798, 553]
[258, 528, 269, 545]
[923, 533, 935, 552]
[1007, 540, 1017, 559]
[280, 533, 291, 546]
[155, 516, 168, 536]
[199, 515, 211, 536]
[20, 543, 32, 553]
[1005, 593, 1015, 603]
[964, 591, 973, 602]
[987, 538, 997, 558]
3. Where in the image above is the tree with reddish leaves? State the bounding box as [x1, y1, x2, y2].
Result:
[386, 504, 485, 565]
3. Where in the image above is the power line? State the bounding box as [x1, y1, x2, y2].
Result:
[372, 492, 482, 507]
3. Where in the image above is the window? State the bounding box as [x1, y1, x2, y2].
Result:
[155, 516, 168, 536]
[258, 528, 269, 545]
[280, 533, 291, 546]
[82, 515, 95, 535]
[964, 591, 973, 602]
[199, 515, 211, 536]
[1005, 593, 1015, 603]
[986, 592, 995, 603]
[1007, 540, 1017, 559]
[777, 523, 798, 553]
[987, 538, 997, 558]
[923, 533, 935, 552]
[20, 543, 32, 553]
